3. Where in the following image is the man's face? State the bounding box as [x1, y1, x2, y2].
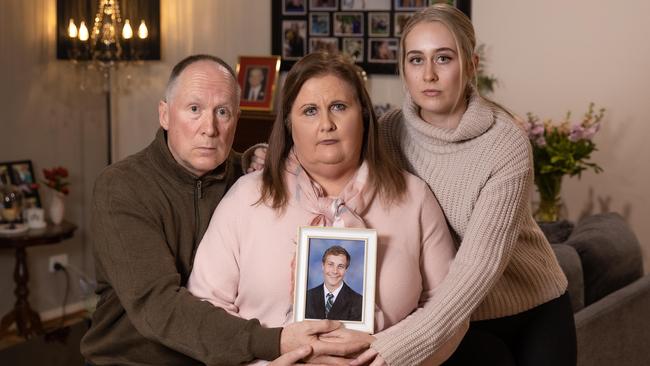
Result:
[248, 68, 264, 88]
[159, 61, 240, 177]
[322, 254, 348, 291]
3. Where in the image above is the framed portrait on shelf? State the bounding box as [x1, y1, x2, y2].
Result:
[272, 0, 471, 74]
[0, 160, 42, 209]
[236, 56, 281, 112]
[294, 226, 377, 333]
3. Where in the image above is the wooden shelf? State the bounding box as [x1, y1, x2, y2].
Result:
[233, 110, 276, 152]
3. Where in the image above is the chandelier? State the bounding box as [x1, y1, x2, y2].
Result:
[65, 0, 149, 65]
[58, 0, 159, 164]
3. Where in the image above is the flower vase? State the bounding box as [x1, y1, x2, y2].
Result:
[49, 191, 65, 225]
[534, 173, 563, 223]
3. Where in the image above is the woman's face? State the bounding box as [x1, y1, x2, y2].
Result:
[403, 21, 465, 125]
[289, 74, 363, 180]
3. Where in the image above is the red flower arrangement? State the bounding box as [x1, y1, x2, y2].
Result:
[42, 166, 70, 195]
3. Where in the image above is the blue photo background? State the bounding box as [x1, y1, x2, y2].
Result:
[307, 238, 365, 294]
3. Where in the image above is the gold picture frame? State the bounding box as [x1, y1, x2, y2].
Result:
[236, 55, 282, 112]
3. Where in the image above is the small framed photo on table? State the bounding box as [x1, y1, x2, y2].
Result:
[294, 226, 377, 333]
[236, 56, 281, 112]
[0, 160, 42, 209]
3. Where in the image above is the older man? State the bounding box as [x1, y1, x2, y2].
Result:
[80, 55, 365, 366]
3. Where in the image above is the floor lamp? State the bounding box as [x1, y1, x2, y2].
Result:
[63, 0, 151, 165]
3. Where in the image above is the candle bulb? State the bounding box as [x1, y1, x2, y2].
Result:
[138, 20, 148, 39]
[78, 21, 89, 41]
[122, 19, 133, 39]
[68, 19, 78, 38]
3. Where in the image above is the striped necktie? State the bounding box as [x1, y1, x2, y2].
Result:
[325, 292, 334, 316]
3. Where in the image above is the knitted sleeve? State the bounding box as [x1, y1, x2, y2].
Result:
[371, 137, 534, 365]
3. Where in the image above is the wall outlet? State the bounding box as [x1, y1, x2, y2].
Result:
[49, 254, 69, 272]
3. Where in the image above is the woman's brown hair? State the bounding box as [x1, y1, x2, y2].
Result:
[260, 52, 406, 209]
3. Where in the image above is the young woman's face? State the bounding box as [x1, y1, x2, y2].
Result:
[403, 21, 465, 125]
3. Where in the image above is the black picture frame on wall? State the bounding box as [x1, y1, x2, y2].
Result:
[272, 0, 471, 74]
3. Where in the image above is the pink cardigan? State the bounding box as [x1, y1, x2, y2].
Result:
[188, 170, 464, 364]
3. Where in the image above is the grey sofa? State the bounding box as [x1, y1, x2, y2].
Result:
[546, 213, 650, 366]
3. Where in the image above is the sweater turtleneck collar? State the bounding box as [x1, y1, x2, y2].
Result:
[149, 128, 229, 186]
[402, 89, 495, 144]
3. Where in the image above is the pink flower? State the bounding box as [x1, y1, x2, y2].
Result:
[569, 124, 584, 142]
[582, 123, 600, 140]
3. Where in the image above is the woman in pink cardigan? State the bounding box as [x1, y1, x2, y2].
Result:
[188, 52, 465, 365]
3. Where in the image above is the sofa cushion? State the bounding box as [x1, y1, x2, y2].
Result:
[565, 213, 643, 305]
[552, 243, 585, 312]
[539, 219, 574, 243]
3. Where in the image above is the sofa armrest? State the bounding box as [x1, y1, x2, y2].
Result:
[575, 275, 650, 366]
[552, 243, 585, 312]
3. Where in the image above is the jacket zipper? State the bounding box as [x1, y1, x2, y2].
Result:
[193, 180, 202, 259]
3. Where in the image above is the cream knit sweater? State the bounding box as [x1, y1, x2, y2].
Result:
[372, 92, 568, 365]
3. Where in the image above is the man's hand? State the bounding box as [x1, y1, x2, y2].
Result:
[281, 321, 370, 360]
[246, 146, 267, 173]
[269, 345, 312, 366]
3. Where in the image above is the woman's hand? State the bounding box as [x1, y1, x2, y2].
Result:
[246, 145, 268, 172]
[318, 327, 375, 352]
[269, 345, 312, 366]
[350, 349, 387, 366]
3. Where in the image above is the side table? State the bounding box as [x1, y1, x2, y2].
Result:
[0, 221, 77, 339]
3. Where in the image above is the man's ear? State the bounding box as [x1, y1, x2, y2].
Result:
[159, 100, 169, 130]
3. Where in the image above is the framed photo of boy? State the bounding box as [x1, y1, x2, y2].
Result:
[0, 160, 42, 209]
[236, 56, 281, 112]
[294, 226, 377, 333]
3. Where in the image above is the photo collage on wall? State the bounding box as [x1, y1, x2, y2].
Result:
[272, 0, 471, 74]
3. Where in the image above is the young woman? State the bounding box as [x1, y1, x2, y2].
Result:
[352, 4, 576, 366]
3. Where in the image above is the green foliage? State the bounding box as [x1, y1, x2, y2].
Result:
[475, 44, 497, 95]
[527, 103, 605, 180]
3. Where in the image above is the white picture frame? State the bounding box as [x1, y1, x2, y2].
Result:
[294, 226, 377, 333]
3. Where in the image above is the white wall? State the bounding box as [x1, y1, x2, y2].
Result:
[0, 0, 105, 315]
[472, 0, 650, 270]
[2, 0, 648, 318]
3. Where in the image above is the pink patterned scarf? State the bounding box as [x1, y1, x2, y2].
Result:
[284, 151, 374, 229]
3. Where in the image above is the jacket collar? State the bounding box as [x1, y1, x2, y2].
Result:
[148, 128, 230, 186]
